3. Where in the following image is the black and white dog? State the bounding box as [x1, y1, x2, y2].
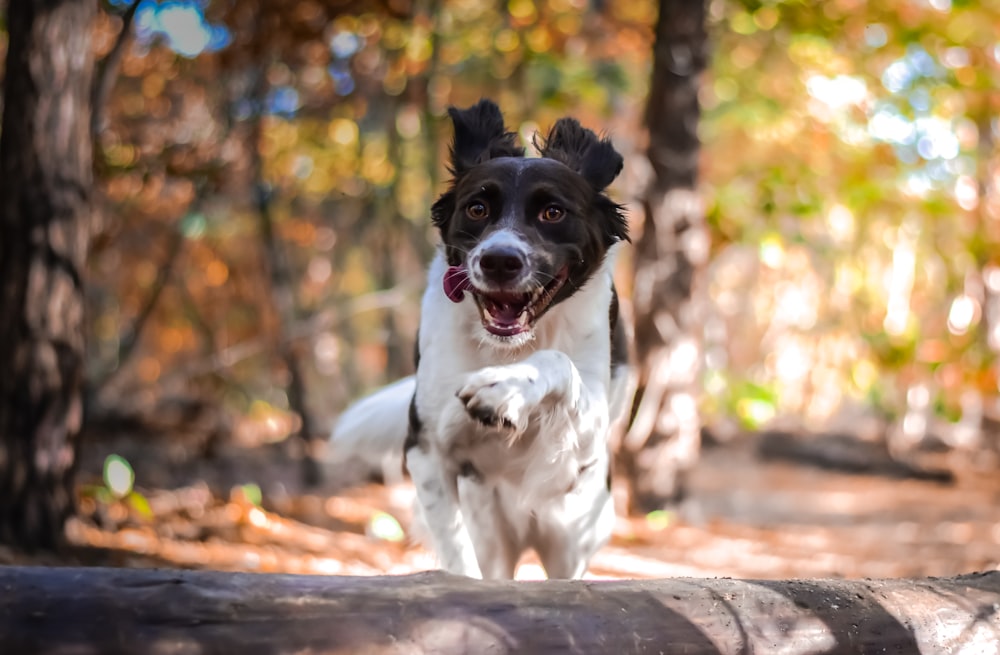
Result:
[332, 99, 630, 579]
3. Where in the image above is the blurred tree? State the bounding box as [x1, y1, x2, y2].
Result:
[622, 0, 708, 512]
[0, 0, 96, 550]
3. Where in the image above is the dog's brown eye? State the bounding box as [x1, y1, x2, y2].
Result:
[466, 202, 488, 220]
[540, 205, 565, 223]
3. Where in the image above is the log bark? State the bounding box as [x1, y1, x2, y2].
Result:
[0, 566, 998, 654]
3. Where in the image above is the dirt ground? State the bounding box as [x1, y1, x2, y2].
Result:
[6, 433, 999, 581]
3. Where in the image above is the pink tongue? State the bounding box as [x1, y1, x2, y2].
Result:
[443, 266, 472, 303]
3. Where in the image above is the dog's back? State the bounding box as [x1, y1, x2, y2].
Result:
[328, 376, 413, 480]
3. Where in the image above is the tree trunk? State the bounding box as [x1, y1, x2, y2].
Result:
[248, 60, 323, 488]
[623, 0, 709, 513]
[1, 566, 998, 654]
[0, 0, 95, 550]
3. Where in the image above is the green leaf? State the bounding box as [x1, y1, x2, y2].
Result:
[103, 454, 134, 498]
[645, 510, 673, 531]
[181, 212, 207, 239]
[240, 483, 263, 507]
[127, 491, 154, 519]
[736, 397, 778, 430]
[368, 512, 405, 542]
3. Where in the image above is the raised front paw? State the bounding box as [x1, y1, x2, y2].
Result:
[457, 364, 541, 433]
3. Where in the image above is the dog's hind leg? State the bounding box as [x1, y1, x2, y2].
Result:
[406, 447, 482, 578]
[457, 476, 520, 579]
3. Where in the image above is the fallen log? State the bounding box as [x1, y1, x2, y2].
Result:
[1, 565, 998, 654]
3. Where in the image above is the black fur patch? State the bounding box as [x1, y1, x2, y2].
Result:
[432, 99, 525, 234]
[535, 118, 628, 245]
[458, 460, 482, 481]
[535, 118, 624, 192]
[432, 100, 627, 254]
[446, 99, 524, 176]
[413, 331, 421, 370]
[402, 392, 424, 478]
[405, 392, 422, 454]
[608, 286, 625, 495]
[610, 285, 628, 371]
[431, 102, 628, 319]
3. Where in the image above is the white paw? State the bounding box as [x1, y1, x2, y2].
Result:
[457, 364, 542, 433]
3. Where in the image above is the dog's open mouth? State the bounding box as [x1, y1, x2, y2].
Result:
[471, 270, 568, 337]
[442, 265, 569, 337]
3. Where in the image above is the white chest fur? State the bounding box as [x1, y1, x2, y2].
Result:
[414, 251, 614, 500]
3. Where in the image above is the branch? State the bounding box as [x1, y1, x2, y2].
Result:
[157, 284, 415, 386]
[1, 566, 998, 654]
[93, 224, 185, 393]
[91, 0, 141, 141]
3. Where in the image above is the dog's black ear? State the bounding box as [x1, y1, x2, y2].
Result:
[598, 196, 629, 244]
[535, 118, 623, 191]
[446, 99, 524, 175]
[537, 118, 627, 243]
[430, 192, 454, 232]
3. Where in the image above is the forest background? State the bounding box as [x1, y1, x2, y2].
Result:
[1, 0, 999, 578]
[72, 0, 1000, 453]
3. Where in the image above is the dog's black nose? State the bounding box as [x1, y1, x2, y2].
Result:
[479, 247, 525, 283]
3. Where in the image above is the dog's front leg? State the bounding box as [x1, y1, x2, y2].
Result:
[457, 350, 605, 439]
[405, 446, 482, 578]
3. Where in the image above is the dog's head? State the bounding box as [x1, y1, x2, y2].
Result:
[432, 99, 627, 347]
